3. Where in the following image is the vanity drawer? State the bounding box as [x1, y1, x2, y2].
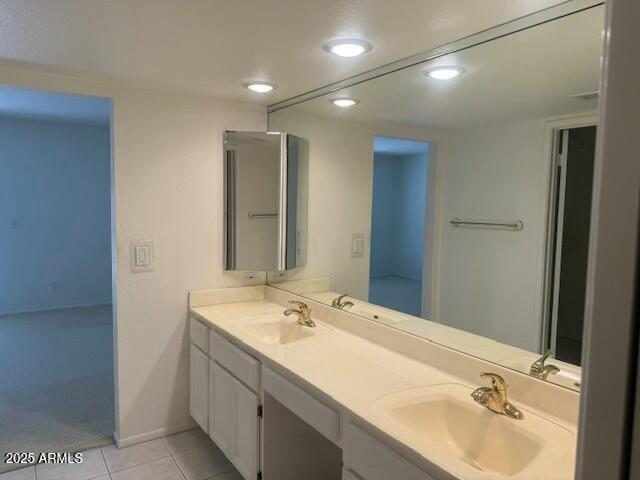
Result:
[190, 317, 209, 354]
[343, 422, 434, 480]
[209, 329, 260, 392]
[262, 366, 340, 444]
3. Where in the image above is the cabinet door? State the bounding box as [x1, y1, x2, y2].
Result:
[209, 362, 260, 480]
[209, 361, 236, 455]
[234, 374, 260, 480]
[189, 345, 209, 433]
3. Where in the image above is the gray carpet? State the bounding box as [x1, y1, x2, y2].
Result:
[0, 306, 115, 473]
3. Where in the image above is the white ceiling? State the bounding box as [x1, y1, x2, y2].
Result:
[0, 86, 111, 124]
[279, 5, 604, 129]
[0, 0, 568, 104]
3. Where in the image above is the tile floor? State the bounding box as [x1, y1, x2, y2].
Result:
[0, 429, 242, 480]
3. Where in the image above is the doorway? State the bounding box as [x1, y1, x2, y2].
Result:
[547, 125, 597, 365]
[369, 136, 429, 317]
[0, 86, 114, 471]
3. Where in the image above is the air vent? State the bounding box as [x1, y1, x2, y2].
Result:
[569, 90, 600, 101]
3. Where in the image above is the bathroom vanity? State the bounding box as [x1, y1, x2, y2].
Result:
[189, 286, 578, 480]
[206, 2, 605, 478]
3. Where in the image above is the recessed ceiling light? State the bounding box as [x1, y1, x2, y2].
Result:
[324, 39, 372, 58]
[331, 98, 359, 108]
[426, 65, 465, 80]
[245, 82, 277, 93]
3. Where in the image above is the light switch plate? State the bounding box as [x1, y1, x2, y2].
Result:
[351, 233, 365, 258]
[131, 240, 154, 273]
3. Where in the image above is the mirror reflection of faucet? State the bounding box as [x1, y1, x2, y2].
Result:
[530, 352, 560, 380]
[332, 293, 354, 310]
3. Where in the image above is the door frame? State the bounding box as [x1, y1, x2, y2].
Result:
[541, 115, 598, 356]
[576, 0, 640, 476]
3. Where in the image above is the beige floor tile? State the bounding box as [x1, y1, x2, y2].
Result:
[173, 444, 233, 480]
[0, 466, 36, 480]
[36, 448, 108, 480]
[207, 470, 243, 480]
[110, 457, 184, 480]
[163, 429, 210, 455]
[102, 439, 169, 472]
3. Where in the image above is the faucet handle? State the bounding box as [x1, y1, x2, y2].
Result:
[537, 351, 553, 363]
[530, 351, 560, 378]
[287, 300, 310, 315]
[332, 293, 350, 307]
[480, 372, 507, 391]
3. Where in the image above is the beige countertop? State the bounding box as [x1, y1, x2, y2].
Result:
[190, 298, 577, 480]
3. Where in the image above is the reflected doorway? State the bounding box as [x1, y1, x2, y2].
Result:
[547, 125, 597, 365]
[369, 136, 430, 317]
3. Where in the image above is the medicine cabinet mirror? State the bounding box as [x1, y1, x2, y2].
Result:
[223, 131, 308, 272]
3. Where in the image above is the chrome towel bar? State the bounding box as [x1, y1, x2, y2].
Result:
[450, 217, 524, 231]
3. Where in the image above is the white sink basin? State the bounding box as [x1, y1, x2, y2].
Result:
[373, 384, 575, 479]
[236, 316, 317, 345]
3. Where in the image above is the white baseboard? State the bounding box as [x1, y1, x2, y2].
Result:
[0, 302, 112, 318]
[114, 420, 197, 448]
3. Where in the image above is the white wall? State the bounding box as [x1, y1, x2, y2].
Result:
[0, 116, 111, 314]
[434, 118, 551, 351]
[269, 109, 439, 300]
[0, 62, 266, 444]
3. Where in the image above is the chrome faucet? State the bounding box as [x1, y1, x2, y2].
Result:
[530, 351, 560, 380]
[284, 301, 316, 328]
[471, 373, 524, 420]
[331, 293, 354, 310]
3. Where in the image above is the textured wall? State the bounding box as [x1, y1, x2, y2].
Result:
[0, 63, 266, 444]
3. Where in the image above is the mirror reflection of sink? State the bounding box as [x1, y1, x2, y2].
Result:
[236, 315, 317, 345]
[373, 384, 575, 478]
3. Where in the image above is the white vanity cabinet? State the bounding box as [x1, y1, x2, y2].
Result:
[189, 314, 439, 480]
[189, 344, 209, 433]
[343, 421, 436, 480]
[209, 361, 260, 480]
[189, 317, 261, 480]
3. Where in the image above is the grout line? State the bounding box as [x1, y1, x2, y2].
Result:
[168, 456, 187, 480]
[102, 453, 172, 476]
[99, 445, 109, 477]
[169, 442, 212, 457]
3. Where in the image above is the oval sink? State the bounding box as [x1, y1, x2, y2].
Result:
[373, 384, 575, 479]
[236, 315, 317, 345]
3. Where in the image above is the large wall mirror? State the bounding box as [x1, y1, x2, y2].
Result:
[266, 2, 605, 391]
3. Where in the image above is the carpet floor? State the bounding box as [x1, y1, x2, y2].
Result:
[0, 305, 114, 473]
